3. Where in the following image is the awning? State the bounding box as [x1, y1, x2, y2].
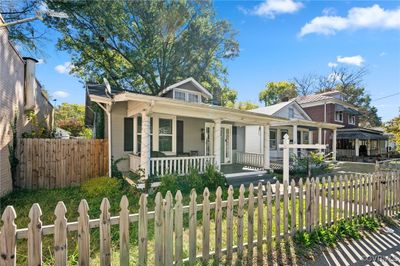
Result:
[337, 131, 387, 140]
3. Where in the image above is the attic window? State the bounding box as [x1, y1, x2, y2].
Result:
[288, 108, 294, 118]
[173, 89, 201, 103]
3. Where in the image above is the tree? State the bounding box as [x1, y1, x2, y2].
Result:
[292, 73, 318, 96]
[54, 103, 89, 137]
[220, 87, 238, 107]
[258, 81, 297, 106]
[385, 116, 400, 152]
[317, 66, 368, 92]
[236, 101, 258, 110]
[45, 0, 239, 96]
[0, 0, 48, 53]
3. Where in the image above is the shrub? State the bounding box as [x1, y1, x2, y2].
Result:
[81, 176, 122, 198]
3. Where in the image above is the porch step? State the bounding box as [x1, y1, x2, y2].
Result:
[224, 170, 267, 178]
[225, 171, 275, 188]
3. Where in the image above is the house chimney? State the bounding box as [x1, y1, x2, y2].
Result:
[23, 57, 38, 110]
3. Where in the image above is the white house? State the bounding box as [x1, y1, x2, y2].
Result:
[86, 78, 341, 178]
[245, 100, 341, 166]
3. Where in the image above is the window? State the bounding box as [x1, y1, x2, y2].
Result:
[173, 89, 201, 103]
[303, 131, 309, 144]
[348, 114, 355, 125]
[137, 116, 153, 153]
[232, 126, 237, 150]
[174, 90, 186, 101]
[124, 118, 133, 151]
[159, 118, 173, 152]
[335, 111, 343, 122]
[270, 130, 277, 150]
[288, 108, 294, 119]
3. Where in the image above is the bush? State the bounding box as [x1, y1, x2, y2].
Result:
[81, 176, 122, 198]
[291, 151, 333, 176]
[157, 165, 226, 195]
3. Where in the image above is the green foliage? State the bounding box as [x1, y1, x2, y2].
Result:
[111, 156, 127, 179]
[46, 1, 239, 96]
[54, 103, 88, 137]
[259, 81, 298, 106]
[291, 152, 333, 176]
[93, 103, 105, 139]
[22, 109, 52, 138]
[80, 176, 122, 198]
[8, 111, 19, 188]
[157, 165, 226, 195]
[295, 217, 380, 248]
[385, 116, 400, 152]
[225, 100, 259, 110]
[220, 87, 238, 107]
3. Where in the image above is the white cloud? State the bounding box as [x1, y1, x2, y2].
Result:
[37, 59, 44, 64]
[299, 4, 400, 37]
[55, 62, 73, 74]
[328, 62, 338, 68]
[242, 0, 303, 18]
[336, 55, 365, 66]
[53, 90, 69, 98]
[322, 7, 336, 16]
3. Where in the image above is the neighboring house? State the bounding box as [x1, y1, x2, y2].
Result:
[86, 78, 339, 178]
[246, 100, 341, 163]
[54, 127, 71, 139]
[296, 90, 387, 160]
[0, 15, 54, 197]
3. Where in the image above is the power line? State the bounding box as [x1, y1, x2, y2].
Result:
[371, 92, 400, 102]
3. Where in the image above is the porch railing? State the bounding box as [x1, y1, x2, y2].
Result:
[337, 149, 356, 158]
[235, 152, 264, 168]
[150, 155, 215, 176]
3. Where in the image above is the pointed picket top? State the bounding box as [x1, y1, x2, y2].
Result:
[190, 188, 197, 202]
[55, 201, 67, 219]
[216, 186, 222, 198]
[299, 178, 303, 187]
[228, 185, 234, 199]
[175, 190, 183, 204]
[239, 184, 245, 196]
[248, 183, 254, 195]
[0, 206, 17, 265]
[315, 177, 320, 184]
[291, 179, 296, 188]
[322, 176, 326, 185]
[29, 203, 42, 221]
[257, 182, 263, 193]
[305, 178, 310, 185]
[165, 191, 173, 212]
[100, 198, 110, 215]
[2, 205, 16, 223]
[120, 195, 129, 211]
[155, 192, 163, 207]
[327, 176, 331, 183]
[78, 199, 89, 216]
[203, 187, 210, 199]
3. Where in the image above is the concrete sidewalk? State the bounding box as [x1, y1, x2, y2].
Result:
[310, 226, 400, 266]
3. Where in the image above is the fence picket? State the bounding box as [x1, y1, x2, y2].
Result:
[78, 200, 90, 266]
[349, 175, 354, 218]
[305, 178, 311, 232]
[215, 187, 223, 261]
[139, 194, 148, 266]
[100, 198, 111, 266]
[171, 193, 181, 265]
[291, 179, 296, 235]
[237, 185, 245, 259]
[189, 189, 197, 264]
[266, 182, 273, 253]
[257, 182, 263, 262]
[119, 196, 129, 266]
[315, 178, 320, 229]
[54, 202, 67, 266]
[339, 176, 343, 219]
[202, 188, 210, 262]
[227, 186, 234, 262]
[344, 175, 348, 219]
[299, 179, 304, 231]
[327, 177, 332, 225]
[164, 192, 174, 266]
[283, 180, 289, 238]
[321, 177, 326, 226]
[275, 181, 281, 244]
[247, 183, 255, 260]
[154, 193, 164, 265]
[0, 206, 17, 266]
[333, 176, 337, 223]
[28, 203, 42, 266]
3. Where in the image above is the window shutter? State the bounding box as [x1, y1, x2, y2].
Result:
[124, 118, 133, 151]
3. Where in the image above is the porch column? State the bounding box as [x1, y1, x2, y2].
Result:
[140, 111, 151, 179]
[214, 119, 221, 170]
[263, 124, 270, 169]
[318, 127, 322, 152]
[308, 130, 313, 144]
[355, 139, 360, 156]
[133, 116, 138, 154]
[292, 124, 298, 155]
[332, 129, 337, 161]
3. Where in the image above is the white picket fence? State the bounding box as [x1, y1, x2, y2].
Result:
[150, 155, 215, 176]
[1, 172, 400, 265]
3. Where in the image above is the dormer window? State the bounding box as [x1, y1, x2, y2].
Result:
[349, 114, 355, 125]
[173, 89, 201, 103]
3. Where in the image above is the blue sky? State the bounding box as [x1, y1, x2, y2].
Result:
[28, 0, 400, 122]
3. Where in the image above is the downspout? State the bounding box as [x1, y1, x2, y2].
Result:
[96, 102, 112, 177]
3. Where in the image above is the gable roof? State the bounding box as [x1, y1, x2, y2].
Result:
[250, 100, 312, 120]
[157, 77, 213, 99]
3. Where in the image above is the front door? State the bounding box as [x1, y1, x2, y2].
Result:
[205, 123, 232, 164]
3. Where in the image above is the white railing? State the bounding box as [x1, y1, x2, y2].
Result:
[150, 155, 215, 176]
[235, 152, 264, 168]
[129, 154, 141, 172]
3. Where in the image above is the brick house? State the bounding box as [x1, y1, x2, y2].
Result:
[0, 15, 54, 197]
[296, 91, 387, 161]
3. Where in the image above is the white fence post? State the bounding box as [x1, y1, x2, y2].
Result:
[283, 134, 290, 183]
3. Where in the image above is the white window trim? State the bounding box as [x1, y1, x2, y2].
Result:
[288, 107, 295, 119]
[335, 111, 343, 123]
[270, 129, 277, 150]
[348, 114, 355, 125]
[152, 114, 177, 155]
[173, 88, 202, 103]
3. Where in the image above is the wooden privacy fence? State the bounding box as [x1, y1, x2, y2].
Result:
[17, 138, 108, 189]
[1, 172, 400, 265]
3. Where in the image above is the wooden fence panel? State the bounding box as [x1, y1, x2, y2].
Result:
[17, 139, 108, 189]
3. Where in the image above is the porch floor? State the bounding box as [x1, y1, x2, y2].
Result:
[220, 163, 263, 174]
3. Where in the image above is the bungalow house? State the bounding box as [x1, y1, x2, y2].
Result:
[295, 90, 388, 161]
[245, 100, 342, 168]
[86, 78, 340, 179]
